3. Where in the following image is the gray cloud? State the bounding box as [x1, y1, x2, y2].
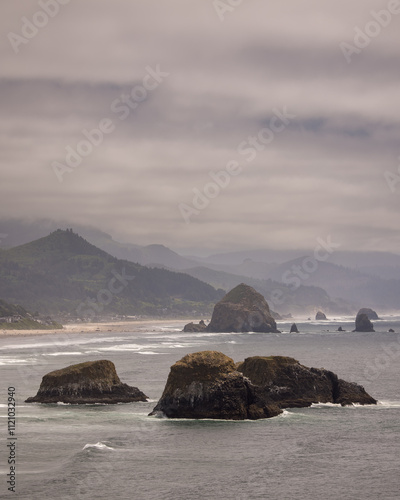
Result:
[0, 0, 399, 253]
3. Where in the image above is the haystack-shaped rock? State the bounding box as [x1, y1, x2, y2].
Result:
[357, 308, 379, 320]
[354, 313, 375, 332]
[206, 283, 280, 333]
[149, 351, 281, 420]
[25, 360, 147, 404]
[315, 311, 327, 320]
[150, 351, 376, 420]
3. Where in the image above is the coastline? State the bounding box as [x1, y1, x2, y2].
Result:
[0, 319, 186, 337]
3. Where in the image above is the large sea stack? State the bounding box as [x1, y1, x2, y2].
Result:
[150, 351, 376, 420]
[206, 283, 280, 333]
[354, 313, 375, 332]
[149, 351, 281, 419]
[25, 360, 148, 404]
[357, 308, 379, 320]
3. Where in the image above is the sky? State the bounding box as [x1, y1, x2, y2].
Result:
[1, 0, 399, 254]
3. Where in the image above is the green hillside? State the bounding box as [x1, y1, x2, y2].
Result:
[0, 229, 224, 318]
[0, 298, 62, 330]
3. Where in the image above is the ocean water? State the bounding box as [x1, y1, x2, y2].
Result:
[1, 317, 400, 500]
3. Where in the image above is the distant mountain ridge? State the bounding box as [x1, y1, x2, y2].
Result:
[0, 229, 224, 319]
[2, 218, 400, 313]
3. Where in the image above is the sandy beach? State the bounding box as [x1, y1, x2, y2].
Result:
[0, 319, 187, 337]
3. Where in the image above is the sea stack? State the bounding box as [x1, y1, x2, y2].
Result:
[25, 360, 148, 404]
[290, 323, 299, 333]
[150, 351, 377, 420]
[149, 351, 281, 420]
[206, 283, 280, 333]
[183, 320, 207, 332]
[354, 313, 375, 332]
[315, 311, 327, 320]
[357, 308, 379, 320]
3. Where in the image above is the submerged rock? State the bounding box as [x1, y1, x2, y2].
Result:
[183, 320, 207, 332]
[357, 308, 379, 320]
[315, 311, 327, 320]
[354, 313, 375, 332]
[290, 323, 299, 333]
[25, 360, 147, 404]
[206, 283, 280, 333]
[150, 351, 376, 420]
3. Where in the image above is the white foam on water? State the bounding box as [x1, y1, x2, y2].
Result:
[46, 352, 83, 356]
[139, 351, 165, 355]
[0, 336, 132, 351]
[0, 357, 38, 365]
[377, 400, 400, 408]
[310, 402, 342, 408]
[82, 442, 114, 451]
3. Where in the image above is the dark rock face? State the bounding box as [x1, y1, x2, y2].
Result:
[206, 283, 280, 333]
[354, 313, 375, 332]
[315, 311, 327, 320]
[149, 351, 281, 420]
[25, 360, 148, 404]
[357, 308, 379, 320]
[237, 356, 376, 408]
[290, 323, 299, 333]
[150, 351, 376, 420]
[183, 320, 207, 332]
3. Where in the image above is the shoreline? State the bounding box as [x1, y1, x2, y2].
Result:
[0, 319, 188, 337]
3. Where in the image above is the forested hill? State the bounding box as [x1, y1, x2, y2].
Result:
[0, 229, 224, 318]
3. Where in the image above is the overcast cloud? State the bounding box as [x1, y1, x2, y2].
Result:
[1, 0, 399, 253]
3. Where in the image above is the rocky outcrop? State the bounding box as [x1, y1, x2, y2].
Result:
[183, 320, 207, 332]
[357, 308, 379, 320]
[290, 323, 299, 333]
[25, 360, 147, 404]
[354, 313, 375, 332]
[237, 356, 376, 408]
[150, 351, 376, 420]
[206, 284, 280, 333]
[315, 311, 327, 320]
[149, 351, 281, 419]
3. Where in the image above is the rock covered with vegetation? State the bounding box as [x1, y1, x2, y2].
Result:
[236, 356, 376, 408]
[149, 351, 281, 419]
[25, 360, 147, 404]
[150, 351, 376, 420]
[206, 283, 280, 333]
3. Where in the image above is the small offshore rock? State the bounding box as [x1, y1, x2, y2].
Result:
[183, 320, 207, 332]
[25, 360, 148, 404]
